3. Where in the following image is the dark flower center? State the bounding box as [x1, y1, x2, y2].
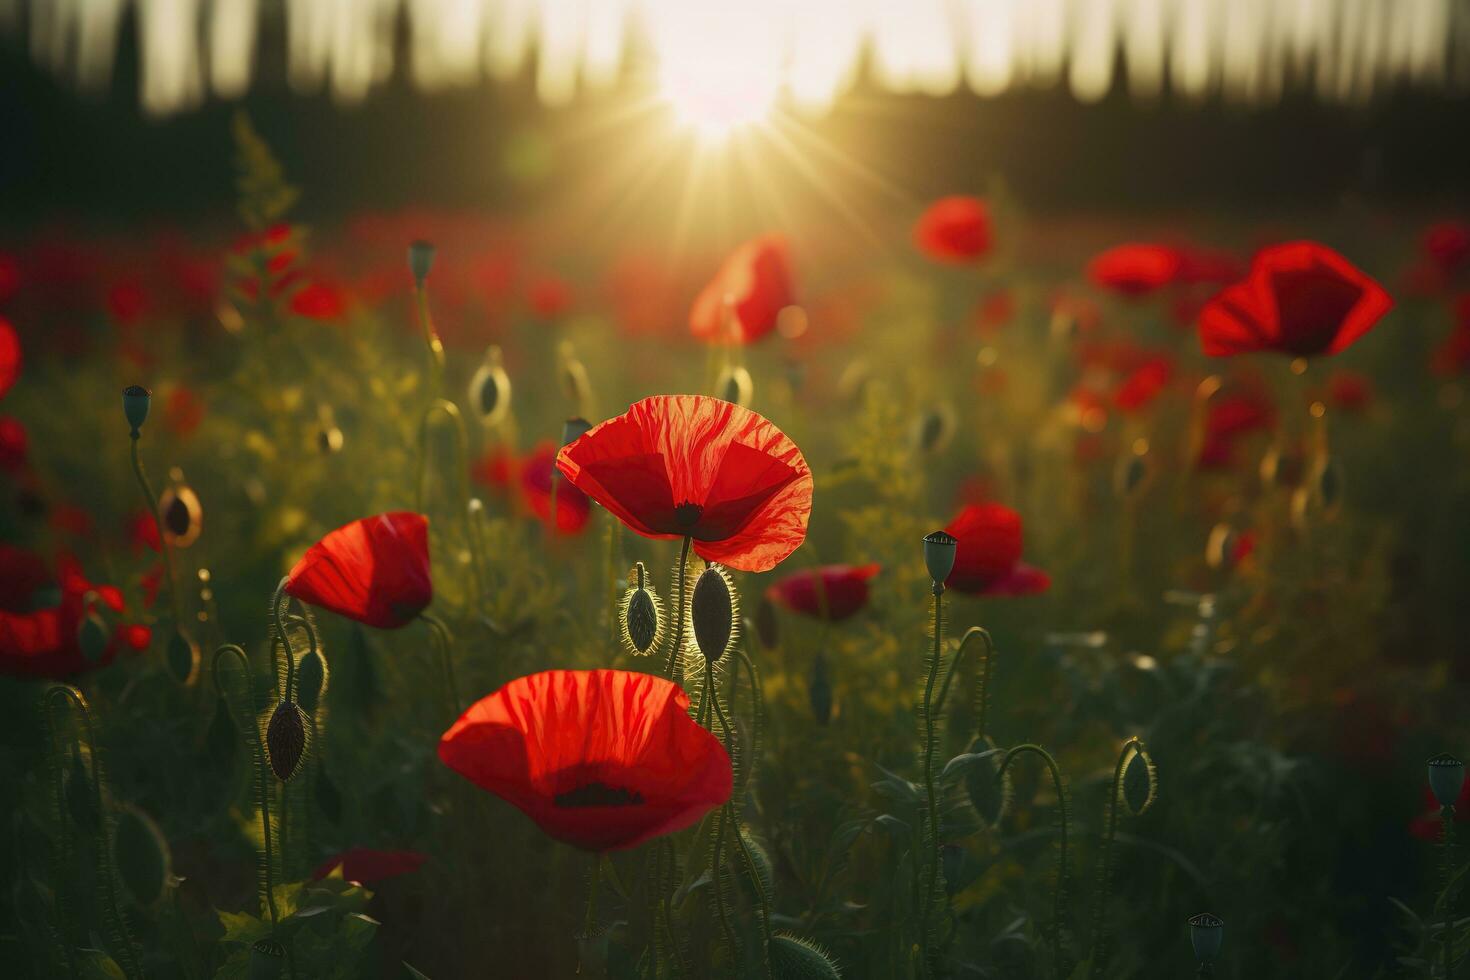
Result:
[554, 782, 645, 808]
[674, 502, 703, 530]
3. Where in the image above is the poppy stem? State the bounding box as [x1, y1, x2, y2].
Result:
[1087, 737, 1140, 977]
[918, 590, 945, 976]
[414, 284, 445, 396]
[271, 579, 296, 701]
[583, 853, 601, 935]
[130, 431, 185, 634]
[664, 536, 693, 682]
[934, 627, 995, 740]
[212, 645, 281, 931]
[709, 671, 773, 980]
[996, 743, 1071, 978]
[421, 614, 460, 718]
[45, 685, 144, 980]
[417, 400, 485, 607]
[1443, 805, 1455, 978]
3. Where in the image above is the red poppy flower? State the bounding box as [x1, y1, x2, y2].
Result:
[0, 553, 136, 678]
[164, 385, 205, 438]
[556, 395, 812, 573]
[1114, 356, 1174, 413]
[766, 563, 880, 621]
[290, 279, 348, 320]
[0, 317, 19, 400]
[1423, 221, 1470, 275]
[470, 446, 517, 493]
[107, 279, 151, 325]
[690, 234, 794, 345]
[0, 416, 27, 472]
[913, 196, 991, 263]
[974, 290, 1015, 334]
[0, 544, 50, 612]
[312, 848, 427, 884]
[439, 669, 732, 851]
[1176, 246, 1243, 285]
[1088, 244, 1182, 297]
[283, 512, 432, 629]
[520, 441, 590, 535]
[944, 503, 1049, 596]
[1199, 242, 1393, 358]
[1196, 391, 1275, 470]
[528, 275, 573, 319]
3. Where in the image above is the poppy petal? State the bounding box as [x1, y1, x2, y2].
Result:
[283, 512, 432, 629]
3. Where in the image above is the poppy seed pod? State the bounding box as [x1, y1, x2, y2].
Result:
[1188, 913, 1224, 963]
[716, 364, 753, 408]
[114, 805, 171, 907]
[123, 385, 151, 434]
[408, 240, 435, 288]
[469, 346, 512, 426]
[620, 563, 664, 656]
[249, 938, 286, 980]
[1121, 743, 1158, 816]
[1428, 754, 1465, 808]
[266, 700, 309, 781]
[769, 934, 842, 979]
[159, 479, 203, 548]
[923, 530, 958, 590]
[296, 648, 329, 713]
[690, 564, 737, 663]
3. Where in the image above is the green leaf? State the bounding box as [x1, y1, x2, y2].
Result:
[940, 749, 1001, 782]
[77, 950, 127, 979]
[218, 910, 271, 946]
[403, 964, 432, 980]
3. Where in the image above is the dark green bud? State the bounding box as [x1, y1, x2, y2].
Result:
[123, 385, 151, 434]
[770, 934, 841, 979]
[408, 240, 435, 288]
[1121, 744, 1157, 816]
[561, 416, 593, 447]
[964, 735, 1012, 829]
[690, 565, 736, 663]
[266, 700, 308, 782]
[64, 746, 99, 833]
[1188, 913, 1224, 963]
[296, 648, 329, 713]
[1429, 754, 1464, 808]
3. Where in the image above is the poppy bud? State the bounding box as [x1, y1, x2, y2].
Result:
[770, 934, 841, 979]
[166, 628, 199, 686]
[408, 240, 435, 289]
[77, 608, 110, 664]
[114, 805, 171, 907]
[1188, 913, 1224, 963]
[575, 925, 609, 977]
[912, 407, 954, 454]
[923, 530, 958, 592]
[249, 938, 286, 980]
[469, 346, 512, 427]
[1428, 754, 1464, 808]
[159, 477, 202, 548]
[690, 565, 737, 663]
[619, 562, 665, 656]
[1121, 743, 1158, 816]
[123, 385, 151, 435]
[266, 700, 309, 782]
[1114, 444, 1152, 499]
[561, 416, 593, 448]
[808, 650, 832, 725]
[65, 745, 99, 833]
[716, 365, 753, 408]
[296, 648, 329, 713]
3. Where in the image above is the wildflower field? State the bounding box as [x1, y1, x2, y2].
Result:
[5, 27, 1470, 980]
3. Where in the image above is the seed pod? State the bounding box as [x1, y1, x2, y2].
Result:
[77, 609, 110, 664]
[64, 745, 99, 833]
[296, 648, 329, 714]
[575, 924, 609, 977]
[114, 805, 171, 907]
[407, 240, 436, 288]
[619, 563, 664, 657]
[770, 934, 842, 979]
[468, 346, 512, 427]
[964, 736, 1012, 829]
[159, 479, 202, 548]
[249, 938, 286, 980]
[689, 564, 737, 663]
[1121, 743, 1157, 816]
[266, 700, 308, 782]
[1113, 449, 1152, 499]
[122, 385, 151, 434]
[716, 364, 753, 408]
[1188, 913, 1224, 963]
[911, 407, 953, 455]
[1428, 754, 1465, 808]
[808, 650, 832, 725]
[923, 531, 958, 588]
[167, 628, 199, 686]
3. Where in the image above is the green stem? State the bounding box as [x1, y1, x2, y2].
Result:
[45, 686, 144, 980]
[663, 537, 692, 682]
[1444, 806, 1456, 979]
[734, 646, 765, 809]
[583, 853, 602, 935]
[1088, 738, 1139, 977]
[131, 433, 183, 629]
[422, 614, 461, 717]
[997, 744, 1071, 978]
[415, 285, 445, 395]
[709, 673, 773, 980]
[934, 626, 995, 740]
[271, 580, 296, 701]
[212, 646, 280, 931]
[919, 590, 945, 975]
[417, 399, 485, 606]
[711, 807, 739, 965]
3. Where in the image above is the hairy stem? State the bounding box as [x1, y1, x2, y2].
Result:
[131, 433, 183, 629]
[418, 399, 485, 606]
[710, 673, 773, 980]
[934, 626, 995, 741]
[919, 589, 945, 977]
[1088, 737, 1140, 977]
[422, 614, 461, 718]
[997, 744, 1071, 978]
[212, 646, 281, 930]
[663, 536, 692, 681]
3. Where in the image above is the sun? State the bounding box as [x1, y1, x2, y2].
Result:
[657, 66, 779, 142]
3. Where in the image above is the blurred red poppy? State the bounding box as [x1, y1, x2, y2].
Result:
[914, 196, 991, 263]
[312, 848, 427, 884]
[440, 669, 731, 851]
[0, 416, 27, 472]
[974, 290, 1015, 334]
[1423, 221, 1470, 275]
[1325, 371, 1373, 413]
[944, 503, 1049, 596]
[1114, 356, 1174, 413]
[470, 446, 517, 493]
[164, 386, 205, 438]
[283, 512, 432, 629]
[528, 275, 573, 319]
[690, 235, 794, 345]
[106, 279, 151, 325]
[1197, 391, 1275, 470]
[129, 508, 162, 555]
[1199, 242, 1393, 358]
[290, 279, 349, 320]
[1088, 244, 1182, 297]
[0, 552, 138, 677]
[0, 317, 19, 400]
[766, 563, 880, 621]
[556, 395, 812, 573]
[1176, 246, 1243, 285]
[520, 441, 590, 535]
